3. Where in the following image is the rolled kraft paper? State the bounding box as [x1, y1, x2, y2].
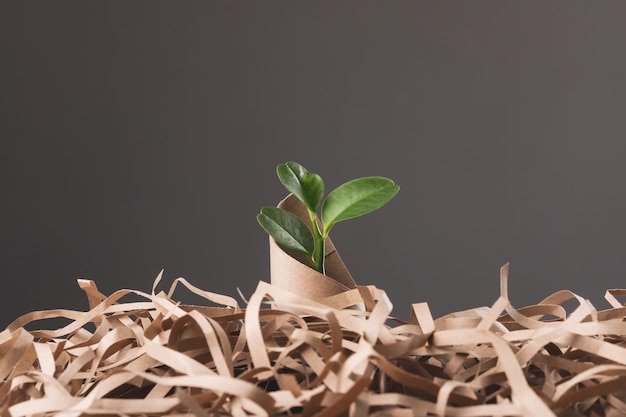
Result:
[269, 194, 357, 303]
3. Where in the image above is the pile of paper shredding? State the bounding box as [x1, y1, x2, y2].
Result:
[2, 265, 626, 417]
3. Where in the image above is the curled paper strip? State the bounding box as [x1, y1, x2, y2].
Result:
[2, 265, 626, 416]
[269, 194, 358, 305]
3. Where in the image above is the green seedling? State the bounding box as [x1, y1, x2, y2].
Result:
[257, 161, 399, 274]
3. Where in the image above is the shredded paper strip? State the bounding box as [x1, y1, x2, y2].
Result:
[2, 263, 626, 417]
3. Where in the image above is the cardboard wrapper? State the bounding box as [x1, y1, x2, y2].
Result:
[2, 200, 626, 416]
[269, 195, 369, 313]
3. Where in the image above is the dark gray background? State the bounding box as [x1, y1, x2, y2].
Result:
[2, 2, 626, 329]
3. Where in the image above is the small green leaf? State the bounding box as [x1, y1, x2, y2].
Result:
[276, 161, 325, 212]
[257, 206, 315, 257]
[321, 177, 399, 232]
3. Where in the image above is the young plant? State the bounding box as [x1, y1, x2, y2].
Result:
[257, 161, 399, 275]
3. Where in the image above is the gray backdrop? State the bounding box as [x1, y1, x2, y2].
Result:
[2, 2, 626, 329]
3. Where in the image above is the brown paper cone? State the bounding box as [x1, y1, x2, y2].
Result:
[269, 194, 357, 304]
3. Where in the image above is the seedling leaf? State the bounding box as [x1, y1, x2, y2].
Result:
[276, 161, 325, 212]
[257, 206, 315, 257]
[321, 177, 399, 232]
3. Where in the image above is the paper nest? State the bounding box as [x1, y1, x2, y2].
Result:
[2, 197, 626, 416]
[2, 264, 626, 417]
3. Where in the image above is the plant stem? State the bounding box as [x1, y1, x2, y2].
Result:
[314, 231, 325, 274]
[307, 208, 325, 274]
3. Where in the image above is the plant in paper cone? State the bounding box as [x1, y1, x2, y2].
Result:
[7, 166, 626, 416]
[257, 161, 399, 274]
